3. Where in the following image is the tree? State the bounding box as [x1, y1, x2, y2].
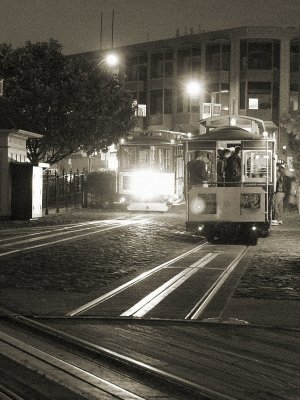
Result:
[0, 40, 135, 165]
[280, 111, 300, 153]
[280, 112, 300, 141]
[280, 111, 300, 177]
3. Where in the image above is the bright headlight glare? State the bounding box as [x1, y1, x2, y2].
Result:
[131, 170, 174, 199]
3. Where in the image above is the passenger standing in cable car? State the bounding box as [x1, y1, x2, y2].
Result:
[224, 146, 242, 186]
[272, 164, 287, 225]
[217, 148, 232, 186]
[187, 151, 209, 185]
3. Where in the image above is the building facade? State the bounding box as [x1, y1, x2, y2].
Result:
[85, 26, 299, 157]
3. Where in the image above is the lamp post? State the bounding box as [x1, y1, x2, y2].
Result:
[97, 53, 119, 67]
[209, 90, 229, 117]
[185, 80, 229, 118]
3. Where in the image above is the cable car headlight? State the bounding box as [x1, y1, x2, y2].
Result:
[190, 197, 206, 214]
[131, 170, 174, 199]
[251, 226, 257, 231]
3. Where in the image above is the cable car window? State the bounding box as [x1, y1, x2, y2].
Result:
[138, 146, 151, 168]
[244, 150, 272, 182]
[120, 145, 172, 171]
[187, 151, 215, 185]
[120, 147, 137, 169]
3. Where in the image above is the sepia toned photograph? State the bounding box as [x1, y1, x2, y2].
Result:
[0, 0, 299, 398]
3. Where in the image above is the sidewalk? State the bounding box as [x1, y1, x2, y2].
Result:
[220, 208, 300, 329]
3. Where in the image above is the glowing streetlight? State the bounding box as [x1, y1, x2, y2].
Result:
[185, 80, 202, 97]
[98, 53, 119, 67]
[186, 79, 229, 118]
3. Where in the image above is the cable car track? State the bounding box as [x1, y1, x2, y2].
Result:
[0, 306, 238, 400]
[185, 246, 249, 320]
[0, 215, 150, 257]
[67, 241, 210, 317]
[68, 242, 249, 321]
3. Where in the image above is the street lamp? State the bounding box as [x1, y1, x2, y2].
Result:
[185, 80, 202, 98]
[97, 53, 119, 67]
[185, 80, 229, 118]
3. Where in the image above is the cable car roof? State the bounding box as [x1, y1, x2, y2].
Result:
[121, 129, 187, 145]
[199, 115, 278, 136]
[122, 136, 177, 145]
[191, 126, 275, 141]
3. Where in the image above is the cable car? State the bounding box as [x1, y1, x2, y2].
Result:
[184, 116, 277, 245]
[117, 130, 186, 211]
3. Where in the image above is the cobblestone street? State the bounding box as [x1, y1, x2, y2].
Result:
[1, 205, 300, 327]
[0, 207, 201, 293]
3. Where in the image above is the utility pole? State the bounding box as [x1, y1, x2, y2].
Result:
[211, 92, 215, 118]
[111, 8, 114, 48]
[100, 12, 103, 51]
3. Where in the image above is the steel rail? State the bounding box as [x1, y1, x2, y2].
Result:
[67, 241, 209, 316]
[0, 216, 150, 257]
[0, 331, 144, 400]
[0, 385, 24, 400]
[185, 246, 249, 320]
[0, 307, 238, 400]
[121, 252, 218, 317]
[0, 215, 146, 247]
[0, 216, 130, 243]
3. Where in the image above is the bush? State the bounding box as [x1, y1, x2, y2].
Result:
[85, 171, 116, 208]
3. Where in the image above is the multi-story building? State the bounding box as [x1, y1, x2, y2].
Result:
[79, 26, 300, 162]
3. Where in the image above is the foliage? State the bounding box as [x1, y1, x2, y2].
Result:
[85, 170, 116, 208]
[0, 40, 135, 165]
[85, 170, 116, 195]
[280, 112, 300, 154]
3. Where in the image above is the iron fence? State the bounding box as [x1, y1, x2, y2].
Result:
[43, 169, 86, 215]
[43, 169, 117, 214]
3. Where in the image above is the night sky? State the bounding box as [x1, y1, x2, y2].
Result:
[0, 0, 299, 55]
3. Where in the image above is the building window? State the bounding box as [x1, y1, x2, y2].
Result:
[126, 56, 138, 81]
[164, 89, 172, 114]
[272, 81, 279, 114]
[177, 48, 192, 75]
[150, 90, 163, 114]
[240, 81, 246, 109]
[191, 46, 201, 73]
[248, 82, 271, 110]
[206, 44, 221, 72]
[177, 94, 183, 113]
[125, 54, 148, 81]
[138, 91, 146, 105]
[165, 51, 173, 60]
[273, 42, 280, 69]
[177, 47, 201, 75]
[221, 44, 230, 71]
[139, 54, 147, 64]
[165, 60, 173, 77]
[247, 42, 272, 70]
[241, 41, 279, 71]
[290, 83, 299, 111]
[240, 41, 247, 70]
[291, 43, 300, 72]
[139, 65, 147, 81]
[151, 53, 163, 78]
